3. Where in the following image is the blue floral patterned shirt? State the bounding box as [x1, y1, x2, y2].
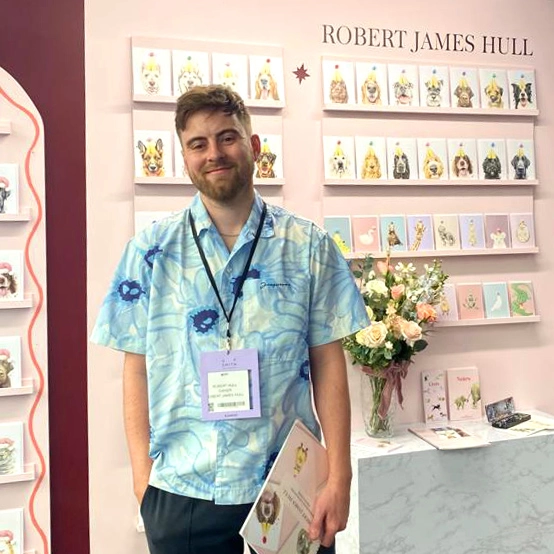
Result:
[91, 192, 369, 504]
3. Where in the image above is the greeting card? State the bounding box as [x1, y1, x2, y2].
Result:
[132, 47, 172, 96]
[387, 138, 417, 180]
[432, 214, 460, 251]
[507, 69, 537, 110]
[255, 135, 284, 179]
[0, 421, 24, 475]
[323, 136, 356, 179]
[509, 213, 535, 248]
[459, 214, 485, 250]
[0, 336, 22, 389]
[508, 281, 536, 317]
[447, 366, 482, 421]
[211, 53, 249, 99]
[323, 216, 352, 255]
[0, 164, 19, 215]
[479, 69, 509, 109]
[419, 65, 450, 108]
[387, 64, 420, 107]
[171, 50, 210, 96]
[322, 60, 356, 105]
[249, 56, 285, 103]
[483, 282, 511, 319]
[417, 138, 449, 180]
[406, 215, 434, 251]
[506, 139, 536, 180]
[355, 137, 387, 180]
[456, 283, 485, 320]
[0, 250, 24, 301]
[477, 139, 508, 180]
[436, 283, 459, 322]
[447, 139, 477, 180]
[351, 216, 380, 253]
[379, 215, 407, 252]
[355, 62, 388, 106]
[0, 508, 24, 554]
[134, 130, 174, 178]
[484, 213, 511, 249]
[421, 369, 448, 423]
[450, 67, 480, 108]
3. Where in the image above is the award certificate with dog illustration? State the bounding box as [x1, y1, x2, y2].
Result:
[323, 136, 356, 180]
[250, 56, 284, 104]
[354, 137, 387, 180]
[484, 213, 511, 249]
[508, 281, 536, 317]
[506, 139, 536, 180]
[446, 367, 482, 422]
[450, 67, 480, 109]
[323, 216, 352, 255]
[0, 164, 19, 215]
[134, 130, 174, 179]
[421, 369, 448, 423]
[0, 336, 22, 390]
[483, 282, 511, 319]
[419, 65, 450, 108]
[436, 283, 459, 322]
[459, 214, 486, 250]
[433, 214, 460, 251]
[417, 138, 449, 181]
[387, 138, 417, 181]
[132, 47, 172, 97]
[447, 139, 478, 180]
[212, 53, 249, 99]
[171, 50, 210, 97]
[479, 69, 509, 110]
[0, 508, 24, 554]
[0, 421, 24, 475]
[0, 250, 24, 302]
[387, 64, 420, 107]
[457, 283, 485, 320]
[351, 216, 380, 253]
[379, 215, 407, 253]
[407, 215, 434, 251]
[507, 69, 537, 110]
[322, 59, 356, 105]
[355, 62, 388, 106]
[477, 139, 508, 180]
[509, 213, 535, 248]
[255, 135, 284, 180]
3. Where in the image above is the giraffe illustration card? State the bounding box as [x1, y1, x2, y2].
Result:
[509, 213, 535, 248]
[432, 214, 460, 251]
[477, 139, 508, 180]
[450, 67, 480, 109]
[171, 50, 210, 96]
[387, 138, 417, 181]
[355, 62, 389, 106]
[436, 283, 458, 322]
[323, 216, 352, 255]
[479, 69, 509, 110]
[485, 213, 511, 249]
[0, 336, 22, 389]
[0, 508, 24, 554]
[0, 421, 24, 475]
[323, 136, 356, 180]
[388, 64, 420, 107]
[212, 53, 249, 99]
[132, 47, 172, 96]
[419, 65, 450, 108]
[406, 215, 434, 251]
[459, 214, 485, 250]
[421, 369, 448, 423]
[417, 138, 449, 181]
[506, 139, 536, 180]
[322, 59, 356, 105]
[0, 250, 24, 302]
[457, 283, 485, 320]
[483, 282, 511, 319]
[507, 69, 537, 110]
[351, 216, 380, 253]
[355, 137, 387, 180]
[379, 215, 407, 253]
[508, 281, 536, 317]
[250, 56, 285, 103]
[134, 130, 174, 178]
[0, 164, 19, 215]
[447, 139, 478, 180]
[447, 366, 482, 421]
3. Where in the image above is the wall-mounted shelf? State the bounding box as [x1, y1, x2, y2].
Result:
[0, 294, 34, 310]
[345, 247, 539, 260]
[0, 463, 36, 485]
[324, 179, 538, 187]
[0, 378, 34, 397]
[436, 315, 540, 327]
[0, 119, 12, 134]
[323, 104, 539, 117]
[0, 208, 32, 222]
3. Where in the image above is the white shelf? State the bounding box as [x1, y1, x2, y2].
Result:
[323, 104, 539, 117]
[0, 207, 32, 222]
[0, 378, 34, 397]
[0, 294, 34, 309]
[133, 94, 285, 110]
[0, 119, 11, 134]
[345, 247, 539, 260]
[0, 463, 36, 485]
[436, 315, 540, 327]
[324, 179, 538, 187]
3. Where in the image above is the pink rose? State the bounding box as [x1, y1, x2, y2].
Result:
[401, 320, 423, 346]
[376, 261, 393, 275]
[416, 303, 437, 322]
[391, 284, 405, 300]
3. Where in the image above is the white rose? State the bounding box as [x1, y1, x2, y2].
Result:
[356, 322, 388, 348]
[364, 280, 388, 297]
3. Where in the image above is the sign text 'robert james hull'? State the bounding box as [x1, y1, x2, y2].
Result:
[321, 25, 534, 56]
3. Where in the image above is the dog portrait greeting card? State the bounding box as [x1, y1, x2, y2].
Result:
[323, 216, 352, 255]
[132, 47, 172, 97]
[0, 250, 24, 302]
[0, 508, 24, 554]
[250, 56, 284, 104]
[388, 64, 420, 107]
[417, 138, 449, 180]
[447, 139, 478, 180]
[323, 136, 356, 180]
[436, 283, 459, 322]
[255, 135, 284, 180]
[355, 137, 387, 180]
[485, 213, 511, 249]
[0, 336, 22, 390]
[459, 214, 486, 250]
[387, 138, 417, 180]
[134, 130, 174, 179]
[355, 62, 388, 106]
[483, 282, 511, 319]
[508, 281, 536, 317]
[508, 69, 537, 110]
[450, 67, 480, 109]
[421, 369, 448, 423]
[0, 164, 19, 215]
[479, 69, 509, 109]
[447, 366, 482, 421]
[351, 216, 380, 253]
[322, 60, 356, 105]
[407, 215, 434, 251]
[419, 65, 450, 108]
[506, 139, 536, 180]
[379, 215, 407, 252]
[433, 214, 460, 251]
[509, 213, 535, 248]
[212, 53, 249, 99]
[456, 283, 485, 320]
[477, 139, 508, 180]
[0, 421, 24, 475]
[172, 50, 210, 97]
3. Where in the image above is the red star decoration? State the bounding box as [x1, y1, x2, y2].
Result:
[293, 64, 310, 84]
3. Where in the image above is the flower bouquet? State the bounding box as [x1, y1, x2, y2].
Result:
[343, 255, 448, 436]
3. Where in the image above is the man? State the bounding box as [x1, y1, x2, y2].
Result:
[91, 85, 369, 553]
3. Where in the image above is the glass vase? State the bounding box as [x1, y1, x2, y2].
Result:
[360, 371, 397, 438]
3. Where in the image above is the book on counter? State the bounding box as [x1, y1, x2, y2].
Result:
[408, 425, 490, 450]
[240, 419, 328, 554]
[504, 416, 554, 437]
[351, 435, 403, 454]
[446, 366, 482, 421]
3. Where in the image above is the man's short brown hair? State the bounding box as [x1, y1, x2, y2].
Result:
[175, 85, 252, 136]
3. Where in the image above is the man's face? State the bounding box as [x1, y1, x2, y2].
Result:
[179, 110, 259, 203]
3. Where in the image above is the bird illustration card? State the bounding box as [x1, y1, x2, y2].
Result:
[323, 136, 356, 180]
[421, 369, 448, 423]
[171, 50, 210, 97]
[134, 130, 173, 178]
[0, 421, 24, 475]
[387, 64, 420, 107]
[479, 69, 509, 110]
[507, 69, 537, 110]
[446, 366, 482, 421]
[484, 213, 511, 249]
[379, 215, 407, 253]
[132, 47, 172, 97]
[477, 139, 508, 180]
[0, 336, 22, 389]
[355, 62, 388, 106]
[0, 250, 24, 302]
[506, 139, 536, 180]
[508, 281, 536, 317]
[450, 67, 480, 109]
[509, 213, 535, 248]
[419, 65, 450, 108]
[354, 137, 387, 180]
[254, 135, 284, 180]
[406, 215, 434, 251]
[351, 216, 380, 253]
[322, 60, 356, 105]
[456, 283, 485, 320]
[0, 508, 24, 554]
[483, 282, 511, 319]
[323, 216, 352, 256]
[0, 164, 19, 215]
[459, 214, 485, 250]
[211, 53, 249, 99]
[387, 138, 417, 181]
[436, 283, 459, 322]
[447, 139, 477, 180]
[417, 138, 449, 180]
[432, 214, 460, 251]
[249, 56, 285, 103]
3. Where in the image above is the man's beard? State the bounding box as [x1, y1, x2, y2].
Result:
[191, 159, 253, 203]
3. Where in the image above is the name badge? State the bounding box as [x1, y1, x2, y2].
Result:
[200, 348, 261, 420]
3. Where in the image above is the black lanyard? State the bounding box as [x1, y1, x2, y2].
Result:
[189, 202, 267, 351]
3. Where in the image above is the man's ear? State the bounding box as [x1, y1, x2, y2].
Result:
[251, 134, 261, 159]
